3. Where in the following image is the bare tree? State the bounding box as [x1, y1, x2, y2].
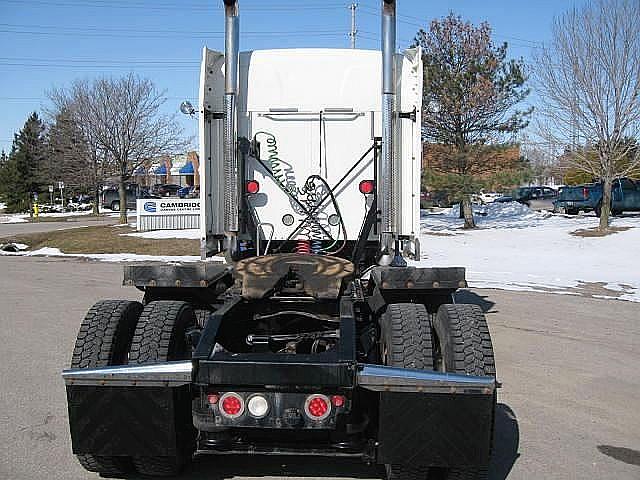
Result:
[49, 74, 187, 223]
[535, 0, 640, 230]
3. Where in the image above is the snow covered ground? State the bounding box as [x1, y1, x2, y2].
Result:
[417, 202, 640, 302]
[123, 229, 199, 239]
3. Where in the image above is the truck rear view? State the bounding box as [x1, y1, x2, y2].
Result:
[62, 2, 498, 479]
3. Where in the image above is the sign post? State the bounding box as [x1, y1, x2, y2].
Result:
[48, 185, 54, 205]
[58, 181, 65, 210]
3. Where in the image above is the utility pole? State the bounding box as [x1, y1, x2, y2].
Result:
[349, 3, 358, 49]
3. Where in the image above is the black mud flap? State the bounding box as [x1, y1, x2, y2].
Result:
[63, 360, 193, 456]
[66, 385, 192, 457]
[357, 364, 495, 467]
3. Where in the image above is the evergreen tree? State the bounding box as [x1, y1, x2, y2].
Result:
[2, 112, 47, 213]
[414, 14, 532, 227]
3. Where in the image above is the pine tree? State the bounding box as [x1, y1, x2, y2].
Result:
[414, 14, 532, 227]
[2, 113, 47, 213]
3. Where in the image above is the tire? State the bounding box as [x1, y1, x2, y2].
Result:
[110, 200, 120, 211]
[129, 301, 196, 477]
[432, 304, 495, 480]
[71, 300, 143, 477]
[380, 303, 433, 480]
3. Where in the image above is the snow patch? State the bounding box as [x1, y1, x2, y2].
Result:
[417, 203, 640, 302]
[123, 229, 200, 240]
[0, 214, 28, 224]
[13, 247, 209, 263]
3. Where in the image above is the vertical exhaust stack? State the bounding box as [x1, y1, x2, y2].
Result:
[223, 0, 239, 240]
[379, 0, 397, 263]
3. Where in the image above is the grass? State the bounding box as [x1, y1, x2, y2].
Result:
[570, 226, 632, 237]
[0, 225, 199, 256]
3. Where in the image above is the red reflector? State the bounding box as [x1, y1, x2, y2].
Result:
[221, 394, 243, 416]
[359, 180, 375, 195]
[207, 394, 219, 405]
[305, 394, 331, 420]
[308, 397, 328, 417]
[246, 180, 260, 194]
[331, 395, 346, 408]
[583, 187, 589, 199]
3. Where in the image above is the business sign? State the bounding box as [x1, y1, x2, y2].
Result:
[136, 198, 201, 231]
[137, 198, 200, 216]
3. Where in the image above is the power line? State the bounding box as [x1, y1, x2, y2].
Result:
[358, 6, 543, 49]
[0, 0, 348, 12]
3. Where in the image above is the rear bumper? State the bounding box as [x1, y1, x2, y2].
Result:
[62, 360, 495, 395]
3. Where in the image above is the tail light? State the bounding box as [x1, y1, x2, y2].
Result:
[219, 392, 244, 418]
[583, 187, 589, 199]
[359, 179, 375, 195]
[247, 394, 270, 418]
[304, 394, 331, 420]
[246, 180, 260, 194]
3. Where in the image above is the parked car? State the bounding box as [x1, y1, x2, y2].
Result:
[494, 195, 513, 203]
[478, 191, 503, 204]
[101, 184, 157, 211]
[562, 178, 640, 217]
[513, 186, 558, 211]
[177, 185, 198, 199]
[151, 183, 182, 197]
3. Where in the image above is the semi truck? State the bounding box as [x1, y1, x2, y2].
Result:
[62, 2, 498, 479]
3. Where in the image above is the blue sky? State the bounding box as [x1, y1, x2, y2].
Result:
[0, 0, 585, 154]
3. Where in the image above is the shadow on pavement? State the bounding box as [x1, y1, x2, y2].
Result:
[489, 403, 520, 480]
[455, 289, 497, 313]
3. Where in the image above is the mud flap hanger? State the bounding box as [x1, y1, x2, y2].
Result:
[62, 361, 495, 394]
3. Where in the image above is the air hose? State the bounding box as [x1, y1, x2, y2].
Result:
[252, 131, 346, 255]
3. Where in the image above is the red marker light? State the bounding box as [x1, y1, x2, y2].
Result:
[304, 394, 331, 420]
[207, 393, 220, 405]
[359, 180, 375, 195]
[220, 392, 244, 417]
[331, 395, 346, 408]
[246, 180, 260, 194]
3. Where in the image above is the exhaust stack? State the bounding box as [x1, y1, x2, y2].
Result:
[223, 0, 239, 236]
[380, 0, 397, 262]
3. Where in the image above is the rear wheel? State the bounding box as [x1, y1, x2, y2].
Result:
[380, 303, 433, 480]
[71, 300, 143, 477]
[432, 304, 496, 480]
[129, 301, 196, 477]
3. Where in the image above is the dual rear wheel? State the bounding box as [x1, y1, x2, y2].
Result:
[71, 299, 196, 477]
[381, 303, 496, 480]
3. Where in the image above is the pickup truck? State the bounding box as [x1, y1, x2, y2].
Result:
[555, 178, 640, 216]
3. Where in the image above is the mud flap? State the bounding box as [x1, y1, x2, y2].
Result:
[66, 385, 192, 457]
[63, 361, 194, 457]
[357, 364, 496, 467]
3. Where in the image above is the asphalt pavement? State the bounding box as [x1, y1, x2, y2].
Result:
[0, 255, 638, 480]
[0, 215, 121, 237]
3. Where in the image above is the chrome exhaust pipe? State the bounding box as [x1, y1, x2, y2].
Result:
[223, 0, 239, 235]
[379, 0, 396, 261]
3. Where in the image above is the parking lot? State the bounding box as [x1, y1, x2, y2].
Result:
[1, 255, 638, 480]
